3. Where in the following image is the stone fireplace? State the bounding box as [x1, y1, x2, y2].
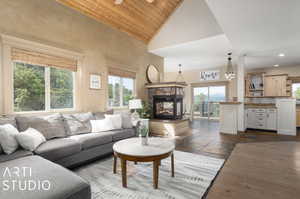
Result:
[146, 82, 186, 120]
[146, 82, 190, 139]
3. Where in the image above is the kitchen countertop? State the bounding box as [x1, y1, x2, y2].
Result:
[244, 103, 276, 108]
[219, 102, 242, 105]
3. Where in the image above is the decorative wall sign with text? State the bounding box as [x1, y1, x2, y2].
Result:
[200, 70, 220, 81]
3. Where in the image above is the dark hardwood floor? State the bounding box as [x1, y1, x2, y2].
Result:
[176, 119, 300, 159]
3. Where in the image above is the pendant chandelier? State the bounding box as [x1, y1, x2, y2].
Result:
[115, 0, 154, 4]
[225, 52, 235, 80]
[176, 64, 185, 83]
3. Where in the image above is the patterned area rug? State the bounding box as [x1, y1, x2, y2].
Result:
[74, 151, 225, 199]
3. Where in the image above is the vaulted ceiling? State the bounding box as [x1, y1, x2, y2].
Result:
[56, 0, 182, 43]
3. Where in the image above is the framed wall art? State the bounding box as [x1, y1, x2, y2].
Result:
[90, 73, 102, 89]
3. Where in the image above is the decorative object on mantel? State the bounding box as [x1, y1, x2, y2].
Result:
[129, 99, 143, 121]
[115, 0, 154, 5]
[89, 74, 101, 89]
[225, 52, 235, 80]
[176, 64, 185, 83]
[200, 70, 220, 81]
[146, 64, 160, 83]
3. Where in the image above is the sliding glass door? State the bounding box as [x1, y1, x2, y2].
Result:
[193, 85, 226, 120]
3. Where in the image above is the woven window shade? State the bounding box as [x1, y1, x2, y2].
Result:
[108, 67, 136, 79]
[289, 76, 300, 83]
[11, 48, 77, 72]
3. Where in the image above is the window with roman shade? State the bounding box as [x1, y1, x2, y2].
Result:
[108, 67, 136, 108]
[11, 48, 77, 112]
[11, 48, 78, 71]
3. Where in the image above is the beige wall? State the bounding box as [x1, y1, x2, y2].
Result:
[0, 0, 163, 115]
[247, 65, 300, 76]
[164, 67, 237, 113]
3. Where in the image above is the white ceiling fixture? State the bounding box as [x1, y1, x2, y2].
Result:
[278, 53, 285, 57]
[115, 0, 154, 5]
[273, 64, 279, 67]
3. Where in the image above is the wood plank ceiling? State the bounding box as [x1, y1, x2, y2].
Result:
[56, 0, 183, 43]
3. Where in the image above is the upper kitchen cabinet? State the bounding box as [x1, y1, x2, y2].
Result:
[245, 72, 265, 97]
[245, 73, 292, 98]
[264, 74, 291, 97]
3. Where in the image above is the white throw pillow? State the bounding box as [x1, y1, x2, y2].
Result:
[0, 124, 19, 154]
[90, 118, 114, 133]
[16, 128, 46, 151]
[105, 114, 122, 129]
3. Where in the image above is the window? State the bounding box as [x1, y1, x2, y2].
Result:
[13, 62, 74, 112]
[108, 75, 135, 108]
[292, 83, 300, 100]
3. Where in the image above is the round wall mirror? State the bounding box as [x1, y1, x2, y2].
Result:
[146, 65, 160, 83]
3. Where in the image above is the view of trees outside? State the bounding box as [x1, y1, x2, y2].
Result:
[50, 67, 74, 109]
[108, 76, 134, 107]
[14, 62, 74, 112]
[293, 83, 300, 100]
[122, 78, 134, 106]
[14, 63, 45, 112]
[193, 86, 226, 118]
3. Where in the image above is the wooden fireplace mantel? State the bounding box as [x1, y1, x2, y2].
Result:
[145, 82, 187, 88]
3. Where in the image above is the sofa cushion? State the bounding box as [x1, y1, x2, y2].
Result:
[63, 112, 95, 136]
[0, 149, 33, 163]
[110, 128, 135, 141]
[0, 116, 17, 127]
[34, 138, 81, 161]
[16, 113, 67, 140]
[70, 132, 113, 150]
[0, 155, 91, 199]
[121, 112, 133, 129]
[93, 109, 113, 120]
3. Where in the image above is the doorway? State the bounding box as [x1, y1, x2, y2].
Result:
[192, 85, 226, 120]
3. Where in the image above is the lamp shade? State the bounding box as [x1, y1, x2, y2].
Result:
[129, 99, 142, 109]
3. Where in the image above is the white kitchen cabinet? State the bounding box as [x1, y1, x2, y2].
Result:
[276, 99, 296, 135]
[266, 109, 277, 130]
[245, 108, 277, 131]
[246, 109, 256, 128]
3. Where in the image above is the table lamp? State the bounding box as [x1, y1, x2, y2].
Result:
[129, 99, 142, 120]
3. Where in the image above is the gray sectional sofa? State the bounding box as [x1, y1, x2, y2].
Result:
[0, 111, 136, 199]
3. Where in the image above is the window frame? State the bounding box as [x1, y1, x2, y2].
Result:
[12, 61, 76, 114]
[292, 82, 300, 102]
[108, 75, 136, 109]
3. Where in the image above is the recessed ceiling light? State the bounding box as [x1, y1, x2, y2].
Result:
[273, 64, 279, 67]
[278, 53, 285, 57]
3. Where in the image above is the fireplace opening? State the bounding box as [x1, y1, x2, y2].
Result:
[153, 96, 183, 120]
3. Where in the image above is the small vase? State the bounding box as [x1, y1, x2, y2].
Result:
[141, 136, 148, 146]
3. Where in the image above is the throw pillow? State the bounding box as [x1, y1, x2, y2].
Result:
[63, 112, 95, 136]
[0, 124, 19, 154]
[93, 109, 114, 120]
[16, 128, 46, 151]
[90, 118, 114, 133]
[0, 116, 17, 128]
[16, 113, 67, 140]
[105, 114, 122, 129]
[121, 112, 133, 129]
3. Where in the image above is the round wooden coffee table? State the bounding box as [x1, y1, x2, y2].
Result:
[113, 137, 175, 189]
